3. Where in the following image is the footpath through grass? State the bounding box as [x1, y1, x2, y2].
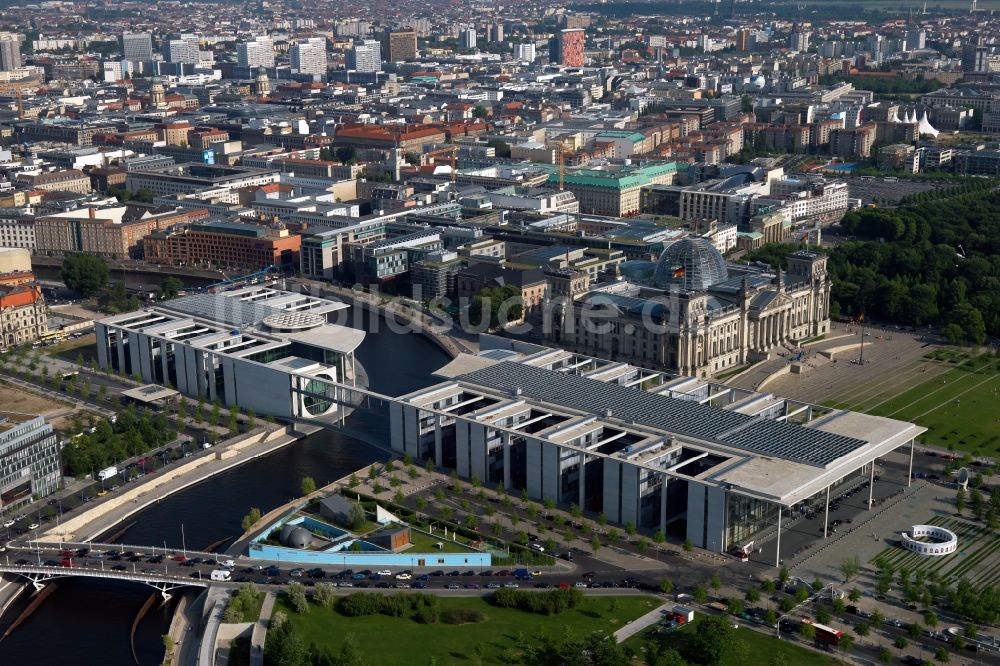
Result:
[275, 593, 658, 664]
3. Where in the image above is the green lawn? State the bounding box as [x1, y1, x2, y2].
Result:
[406, 527, 477, 554]
[275, 594, 659, 665]
[828, 353, 1000, 456]
[627, 616, 838, 666]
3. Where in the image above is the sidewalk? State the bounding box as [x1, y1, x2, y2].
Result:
[613, 602, 670, 643]
[250, 591, 277, 666]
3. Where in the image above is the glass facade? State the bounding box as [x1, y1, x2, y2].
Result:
[725, 492, 778, 549]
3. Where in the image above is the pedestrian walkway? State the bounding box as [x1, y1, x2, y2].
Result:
[613, 602, 670, 643]
[250, 590, 277, 666]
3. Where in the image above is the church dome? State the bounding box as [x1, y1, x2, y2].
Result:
[652, 237, 728, 291]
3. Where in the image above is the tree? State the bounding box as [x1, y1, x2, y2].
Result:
[162, 634, 176, 660]
[682, 537, 693, 552]
[839, 555, 861, 582]
[849, 587, 861, 602]
[687, 615, 736, 666]
[798, 622, 816, 641]
[287, 581, 309, 613]
[854, 622, 870, 637]
[653, 530, 666, 555]
[301, 476, 316, 496]
[659, 578, 675, 594]
[710, 573, 722, 591]
[425, 457, 434, 473]
[590, 536, 601, 554]
[833, 598, 845, 615]
[727, 598, 743, 615]
[935, 647, 950, 663]
[241, 507, 262, 531]
[925, 610, 938, 628]
[61, 253, 109, 296]
[694, 586, 708, 603]
[745, 588, 760, 605]
[347, 501, 366, 530]
[894, 635, 908, 655]
[839, 634, 855, 654]
[779, 565, 790, 583]
[158, 276, 183, 300]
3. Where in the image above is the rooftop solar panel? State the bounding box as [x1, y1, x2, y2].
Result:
[162, 293, 282, 329]
[457, 361, 866, 466]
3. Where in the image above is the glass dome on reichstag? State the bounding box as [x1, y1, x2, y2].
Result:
[652, 237, 729, 291]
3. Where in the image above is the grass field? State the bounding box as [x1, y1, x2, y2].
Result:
[625, 616, 838, 666]
[870, 515, 1000, 588]
[826, 351, 1000, 456]
[407, 528, 478, 553]
[275, 594, 659, 664]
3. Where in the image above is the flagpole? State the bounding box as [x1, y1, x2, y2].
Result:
[859, 318, 865, 363]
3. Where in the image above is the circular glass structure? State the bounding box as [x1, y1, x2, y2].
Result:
[652, 237, 728, 291]
[301, 370, 338, 417]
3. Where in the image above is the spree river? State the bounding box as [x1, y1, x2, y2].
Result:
[0, 306, 451, 665]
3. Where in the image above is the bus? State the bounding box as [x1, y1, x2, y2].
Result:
[804, 620, 842, 647]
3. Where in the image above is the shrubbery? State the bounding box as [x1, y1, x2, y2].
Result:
[336, 592, 440, 621]
[440, 608, 486, 625]
[491, 587, 584, 615]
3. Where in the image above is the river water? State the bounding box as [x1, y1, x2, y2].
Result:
[0, 305, 451, 665]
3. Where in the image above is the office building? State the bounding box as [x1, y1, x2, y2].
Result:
[144, 220, 302, 270]
[163, 39, 201, 65]
[736, 29, 751, 52]
[549, 28, 585, 67]
[551, 162, 678, 217]
[0, 412, 60, 511]
[390, 343, 923, 556]
[0, 33, 21, 71]
[120, 32, 153, 63]
[237, 37, 275, 69]
[379, 29, 417, 63]
[516, 43, 536, 62]
[291, 37, 327, 77]
[34, 206, 209, 259]
[125, 163, 279, 198]
[0, 218, 35, 250]
[346, 40, 382, 73]
[489, 22, 505, 43]
[460, 28, 477, 50]
[789, 25, 810, 53]
[96, 288, 363, 420]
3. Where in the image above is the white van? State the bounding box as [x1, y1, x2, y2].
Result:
[221, 559, 235, 569]
[210, 569, 232, 581]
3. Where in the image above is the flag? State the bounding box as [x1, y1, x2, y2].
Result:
[673, 266, 686, 279]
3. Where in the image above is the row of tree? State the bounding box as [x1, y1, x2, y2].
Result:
[745, 184, 1000, 344]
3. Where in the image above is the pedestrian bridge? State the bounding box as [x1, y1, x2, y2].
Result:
[0, 564, 211, 600]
